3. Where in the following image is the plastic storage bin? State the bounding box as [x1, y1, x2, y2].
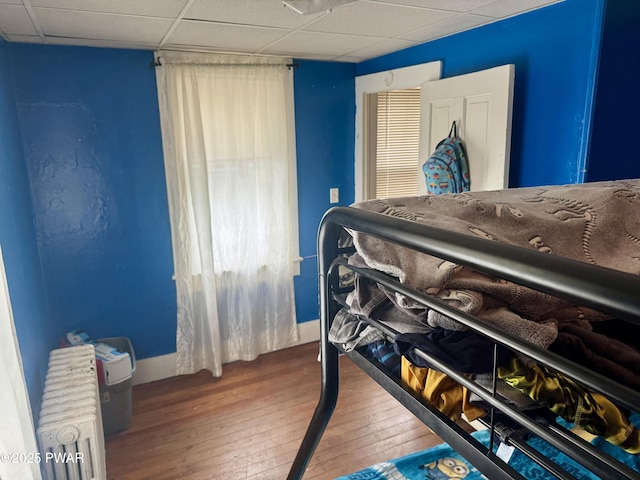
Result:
[94, 337, 135, 436]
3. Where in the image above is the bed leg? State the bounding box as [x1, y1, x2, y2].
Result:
[287, 212, 344, 479]
[286, 338, 340, 479]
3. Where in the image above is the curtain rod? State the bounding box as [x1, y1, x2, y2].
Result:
[151, 59, 299, 69]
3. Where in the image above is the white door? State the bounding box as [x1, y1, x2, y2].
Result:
[417, 64, 515, 195]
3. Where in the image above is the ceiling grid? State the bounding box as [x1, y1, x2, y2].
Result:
[0, 0, 563, 61]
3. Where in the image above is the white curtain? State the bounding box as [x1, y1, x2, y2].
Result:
[156, 52, 299, 377]
[0, 246, 41, 480]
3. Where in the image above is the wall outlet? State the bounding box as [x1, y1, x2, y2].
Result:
[330, 188, 339, 204]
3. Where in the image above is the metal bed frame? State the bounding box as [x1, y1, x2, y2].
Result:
[287, 206, 640, 480]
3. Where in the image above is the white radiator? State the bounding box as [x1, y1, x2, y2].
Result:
[37, 344, 107, 480]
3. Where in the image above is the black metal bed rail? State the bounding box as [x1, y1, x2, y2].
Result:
[286, 206, 640, 480]
[326, 207, 640, 325]
[334, 260, 640, 480]
[341, 346, 526, 480]
[487, 423, 580, 480]
[340, 258, 640, 413]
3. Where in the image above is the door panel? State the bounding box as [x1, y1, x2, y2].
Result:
[430, 99, 458, 144]
[466, 95, 491, 189]
[417, 64, 515, 195]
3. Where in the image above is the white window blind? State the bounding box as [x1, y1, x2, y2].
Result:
[374, 87, 421, 199]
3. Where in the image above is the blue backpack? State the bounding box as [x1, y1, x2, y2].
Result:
[422, 121, 470, 195]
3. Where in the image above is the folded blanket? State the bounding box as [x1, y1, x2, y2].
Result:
[328, 308, 386, 352]
[350, 179, 640, 340]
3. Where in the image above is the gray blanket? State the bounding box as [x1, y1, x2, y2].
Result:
[349, 179, 640, 341]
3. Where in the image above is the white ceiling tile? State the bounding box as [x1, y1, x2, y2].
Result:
[6, 34, 42, 43]
[288, 52, 345, 61]
[470, 0, 562, 18]
[30, 0, 189, 18]
[34, 8, 173, 43]
[44, 36, 159, 50]
[185, 0, 322, 29]
[367, 0, 498, 13]
[331, 55, 364, 62]
[0, 0, 566, 62]
[399, 13, 492, 42]
[345, 38, 418, 59]
[168, 20, 290, 52]
[0, 5, 38, 35]
[306, 2, 453, 38]
[261, 30, 379, 57]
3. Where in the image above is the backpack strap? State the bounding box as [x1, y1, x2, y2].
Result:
[449, 121, 457, 138]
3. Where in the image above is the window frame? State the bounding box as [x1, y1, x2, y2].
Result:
[354, 61, 441, 201]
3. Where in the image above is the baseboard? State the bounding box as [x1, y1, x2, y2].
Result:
[290, 318, 321, 347]
[132, 352, 177, 386]
[132, 319, 320, 386]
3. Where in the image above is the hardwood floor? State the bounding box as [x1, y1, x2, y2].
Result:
[105, 342, 447, 480]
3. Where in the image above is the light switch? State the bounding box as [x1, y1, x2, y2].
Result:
[330, 188, 339, 204]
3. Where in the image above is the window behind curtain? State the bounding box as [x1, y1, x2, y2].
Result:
[368, 88, 421, 199]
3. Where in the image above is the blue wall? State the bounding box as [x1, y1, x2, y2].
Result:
[357, 0, 605, 188]
[0, 39, 55, 417]
[293, 60, 356, 323]
[587, 0, 640, 182]
[7, 45, 356, 371]
[9, 45, 177, 360]
[1, 0, 617, 405]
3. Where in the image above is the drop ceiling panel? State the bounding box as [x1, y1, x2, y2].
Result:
[30, 0, 189, 18]
[185, 0, 322, 29]
[306, 2, 454, 37]
[34, 8, 174, 43]
[263, 30, 380, 57]
[45, 36, 160, 50]
[370, 0, 498, 13]
[470, 0, 562, 18]
[6, 34, 42, 43]
[0, 4, 38, 35]
[168, 21, 290, 52]
[399, 13, 493, 42]
[0, 0, 566, 62]
[343, 38, 419, 60]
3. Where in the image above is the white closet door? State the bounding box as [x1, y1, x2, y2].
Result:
[418, 64, 515, 194]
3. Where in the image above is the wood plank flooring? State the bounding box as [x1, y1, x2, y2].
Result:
[105, 342, 448, 480]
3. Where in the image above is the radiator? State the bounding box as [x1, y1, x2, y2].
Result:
[37, 344, 107, 480]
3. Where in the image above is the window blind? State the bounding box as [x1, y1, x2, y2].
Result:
[374, 88, 421, 199]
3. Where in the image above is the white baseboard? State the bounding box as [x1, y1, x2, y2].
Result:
[132, 319, 320, 386]
[132, 352, 177, 386]
[290, 318, 321, 347]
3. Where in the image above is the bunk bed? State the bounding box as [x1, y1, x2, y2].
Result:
[287, 179, 640, 480]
